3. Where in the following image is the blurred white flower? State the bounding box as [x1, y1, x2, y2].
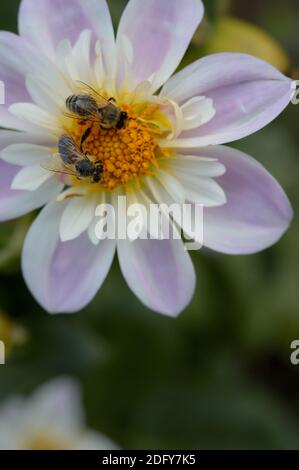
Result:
[0, 377, 116, 450]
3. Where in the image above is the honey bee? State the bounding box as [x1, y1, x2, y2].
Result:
[42, 131, 104, 183]
[65, 81, 128, 130]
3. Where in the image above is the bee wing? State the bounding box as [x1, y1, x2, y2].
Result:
[59, 134, 79, 154]
[41, 154, 78, 177]
[62, 111, 100, 123]
[74, 80, 112, 109]
[59, 134, 91, 161]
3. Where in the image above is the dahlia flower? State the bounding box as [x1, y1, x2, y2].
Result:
[0, 0, 293, 316]
[0, 378, 116, 450]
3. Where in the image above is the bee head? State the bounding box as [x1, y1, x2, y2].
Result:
[92, 162, 104, 183]
[116, 111, 128, 130]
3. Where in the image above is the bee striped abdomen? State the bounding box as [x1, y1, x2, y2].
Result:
[66, 94, 98, 119]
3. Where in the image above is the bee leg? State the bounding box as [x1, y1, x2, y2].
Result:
[80, 126, 92, 152]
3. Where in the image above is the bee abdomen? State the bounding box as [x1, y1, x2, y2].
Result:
[66, 95, 79, 113]
[66, 95, 97, 118]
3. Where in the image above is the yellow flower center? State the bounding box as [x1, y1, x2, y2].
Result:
[63, 101, 173, 192]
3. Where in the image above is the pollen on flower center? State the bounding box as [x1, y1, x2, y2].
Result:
[66, 104, 170, 191]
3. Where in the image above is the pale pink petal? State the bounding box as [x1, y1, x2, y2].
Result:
[0, 159, 62, 222]
[161, 53, 293, 145]
[117, 0, 204, 90]
[0, 32, 49, 131]
[184, 145, 293, 254]
[22, 201, 116, 313]
[0, 32, 31, 105]
[117, 238, 196, 317]
[19, 0, 115, 72]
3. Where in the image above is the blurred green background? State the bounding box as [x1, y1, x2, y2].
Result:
[0, 0, 299, 450]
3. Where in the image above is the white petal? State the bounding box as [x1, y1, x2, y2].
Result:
[57, 41, 79, 83]
[55, 39, 73, 77]
[115, 34, 135, 90]
[146, 175, 177, 207]
[26, 76, 66, 113]
[181, 96, 216, 130]
[87, 192, 106, 245]
[1, 144, 52, 166]
[166, 161, 227, 206]
[181, 174, 227, 207]
[57, 31, 94, 85]
[165, 155, 226, 177]
[60, 195, 98, 242]
[56, 187, 89, 202]
[9, 103, 59, 132]
[0, 129, 56, 150]
[156, 170, 185, 203]
[144, 176, 185, 238]
[87, 218, 100, 246]
[94, 41, 105, 86]
[71, 30, 94, 84]
[11, 165, 51, 191]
